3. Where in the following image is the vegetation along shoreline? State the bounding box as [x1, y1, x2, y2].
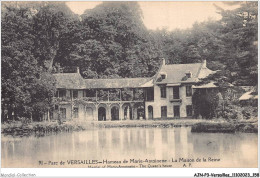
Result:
[1, 119, 257, 137]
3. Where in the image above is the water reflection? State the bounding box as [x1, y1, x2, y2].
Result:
[1, 127, 258, 168]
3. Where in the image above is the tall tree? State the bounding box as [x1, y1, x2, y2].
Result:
[156, 2, 257, 86]
[2, 5, 56, 121]
[67, 2, 161, 78]
[32, 2, 76, 72]
[217, 1, 258, 86]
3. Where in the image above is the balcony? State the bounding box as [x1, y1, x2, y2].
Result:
[53, 97, 71, 103]
[53, 96, 144, 104]
[82, 97, 97, 102]
[54, 96, 97, 103]
[169, 95, 182, 103]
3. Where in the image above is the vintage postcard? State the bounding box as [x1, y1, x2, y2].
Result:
[1, 1, 258, 177]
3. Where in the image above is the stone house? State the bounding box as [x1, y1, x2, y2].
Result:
[52, 59, 215, 121]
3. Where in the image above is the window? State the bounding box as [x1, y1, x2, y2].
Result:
[174, 106, 180, 117]
[73, 90, 78, 98]
[186, 105, 192, 116]
[49, 110, 54, 120]
[161, 106, 167, 118]
[60, 108, 66, 119]
[173, 87, 179, 99]
[161, 74, 166, 79]
[59, 89, 66, 98]
[73, 107, 79, 118]
[55, 105, 59, 110]
[160, 86, 166, 98]
[148, 106, 153, 119]
[146, 87, 154, 101]
[186, 86, 192, 97]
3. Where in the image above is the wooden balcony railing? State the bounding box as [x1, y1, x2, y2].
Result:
[53, 96, 145, 103]
[82, 97, 96, 102]
[53, 97, 71, 103]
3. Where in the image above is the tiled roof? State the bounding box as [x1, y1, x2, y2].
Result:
[197, 66, 216, 79]
[53, 73, 152, 89]
[155, 63, 202, 84]
[53, 73, 86, 89]
[239, 91, 258, 101]
[240, 86, 255, 92]
[140, 79, 154, 87]
[239, 87, 258, 101]
[54, 61, 215, 89]
[84, 78, 152, 89]
[193, 82, 218, 88]
[155, 61, 215, 84]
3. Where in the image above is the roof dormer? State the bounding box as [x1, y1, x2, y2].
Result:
[160, 72, 167, 80]
[185, 71, 192, 78]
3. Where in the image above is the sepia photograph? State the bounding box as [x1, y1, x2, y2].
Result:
[1, 0, 258, 176]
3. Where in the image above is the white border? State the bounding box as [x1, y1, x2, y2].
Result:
[1, 168, 259, 177]
[1, 0, 259, 177]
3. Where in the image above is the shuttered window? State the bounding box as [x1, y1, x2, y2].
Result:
[160, 86, 166, 98]
[186, 105, 192, 116]
[186, 86, 192, 97]
[173, 87, 179, 99]
[161, 106, 167, 118]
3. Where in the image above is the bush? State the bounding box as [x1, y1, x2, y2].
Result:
[241, 106, 258, 120]
[242, 109, 251, 120]
[191, 122, 235, 133]
[192, 90, 219, 119]
[216, 103, 240, 121]
[19, 117, 31, 126]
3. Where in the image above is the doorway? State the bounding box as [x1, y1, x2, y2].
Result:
[98, 107, 106, 121]
[111, 106, 119, 121]
[174, 105, 180, 118]
[148, 106, 153, 119]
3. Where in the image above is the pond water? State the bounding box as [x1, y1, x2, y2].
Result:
[1, 127, 258, 168]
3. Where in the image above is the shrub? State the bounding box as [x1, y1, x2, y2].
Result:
[216, 103, 240, 121]
[192, 90, 219, 119]
[19, 117, 31, 126]
[242, 109, 251, 120]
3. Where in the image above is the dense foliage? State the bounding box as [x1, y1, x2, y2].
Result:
[155, 2, 258, 86]
[1, 2, 258, 121]
[56, 2, 161, 78]
[1, 2, 69, 121]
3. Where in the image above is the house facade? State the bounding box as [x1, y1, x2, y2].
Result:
[52, 59, 215, 121]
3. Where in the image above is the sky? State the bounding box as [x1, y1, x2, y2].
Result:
[66, 1, 240, 31]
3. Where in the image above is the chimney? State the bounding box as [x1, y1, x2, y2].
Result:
[76, 67, 80, 73]
[202, 60, 207, 68]
[162, 58, 166, 65]
[186, 71, 192, 78]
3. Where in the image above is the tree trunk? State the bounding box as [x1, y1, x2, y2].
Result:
[47, 110, 50, 122]
[12, 111, 15, 122]
[47, 43, 59, 72]
[7, 107, 12, 121]
[1, 107, 4, 123]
